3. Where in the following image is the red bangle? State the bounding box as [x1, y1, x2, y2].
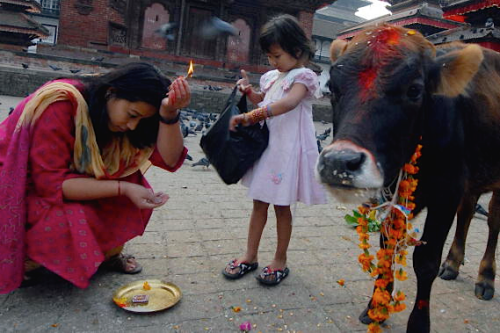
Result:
[117, 181, 121, 196]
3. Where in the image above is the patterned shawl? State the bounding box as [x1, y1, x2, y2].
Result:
[0, 81, 153, 293]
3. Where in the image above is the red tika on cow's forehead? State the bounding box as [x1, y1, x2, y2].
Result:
[357, 26, 408, 102]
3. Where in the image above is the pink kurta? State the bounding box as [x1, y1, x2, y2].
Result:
[241, 68, 327, 206]
[0, 80, 186, 291]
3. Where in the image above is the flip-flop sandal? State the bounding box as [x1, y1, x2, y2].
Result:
[256, 266, 290, 286]
[222, 259, 259, 279]
[103, 253, 143, 274]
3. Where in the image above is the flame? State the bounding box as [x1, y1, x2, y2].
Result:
[187, 60, 194, 78]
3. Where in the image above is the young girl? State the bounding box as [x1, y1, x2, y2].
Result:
[223, 14, 327, 285]
[0, 63, 190, 293]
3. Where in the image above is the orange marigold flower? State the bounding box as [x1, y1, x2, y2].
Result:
[359, 206, 370, 215]
[393, 302, 406, 312]
[372, 288, 391, 304]
[395, 254, 407, 266]
[356, 225, 363, 234]
[368, 323, 382, 333]
[374, 278, 390, 288]
[368, 308, 390, 322]
[337, 279, 345, 286]
[395, 268, 408, 281]
[394, 291, 406, 302]
[359, 233, 370, 241]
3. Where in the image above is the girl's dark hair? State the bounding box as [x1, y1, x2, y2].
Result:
[81, 62, 170, 149]
[259, 14, 315, 61]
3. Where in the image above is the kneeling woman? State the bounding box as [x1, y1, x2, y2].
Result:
[0, 62, 190, 293]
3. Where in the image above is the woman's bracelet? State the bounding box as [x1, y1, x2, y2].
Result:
[159, 111, 180, 125]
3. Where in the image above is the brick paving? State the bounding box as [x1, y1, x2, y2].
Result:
[0, 96, 499, 333]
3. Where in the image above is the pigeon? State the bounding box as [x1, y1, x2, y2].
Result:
[316, 132, 329, 141]
[91, 56, 105, 62]
[70, 69, 81, 74]
[22, 63, 29, 69]
[194, 123, 204, 132]
[180, 123, 189, 138]
[485, 18, 495, 29]
[189, 121, 197, 128]
[192, 157, 210, 168]
[155, 22, 178, 40]
[475, 204, 489, 217]
[49, 65, 62, 71]
[317, 139, 323, 153]
[199, 17, 238, 40]
[185, 153, 193, 161]
[9, 107, 15, 115]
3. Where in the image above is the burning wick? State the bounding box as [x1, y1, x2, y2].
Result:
[186, 60, 194, 78]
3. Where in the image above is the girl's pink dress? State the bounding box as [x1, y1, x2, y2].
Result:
[0, 80, 187, 293]
[242, 68, 327, 206]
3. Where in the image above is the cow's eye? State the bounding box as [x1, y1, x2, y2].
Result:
[407, 84, 423, 101]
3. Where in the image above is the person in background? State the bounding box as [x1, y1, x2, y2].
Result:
[0, 62, 190, 293]
[223, 14, 327, 286]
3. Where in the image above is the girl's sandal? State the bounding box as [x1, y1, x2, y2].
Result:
[103, 253, 143, 274]
[222, 259, 259, 279]
[256, 266, 290, 286]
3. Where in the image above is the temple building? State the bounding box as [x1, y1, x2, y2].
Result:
[428, 0, 500, 51]
[337, 0, 463, 39]
[0, 0, 49, 50]
[26, 0, 332, 73]
[312, 0, 369, 63]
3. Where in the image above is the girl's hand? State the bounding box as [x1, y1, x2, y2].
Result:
[160, 77, 191, 118]
[237, 69, 252, 95]
[122, 182, 169, 209]
[229, 114, 249, 131]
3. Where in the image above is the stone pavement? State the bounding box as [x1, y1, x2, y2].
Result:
[0, 96, 499, 333]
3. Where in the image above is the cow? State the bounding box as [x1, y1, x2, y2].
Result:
[316, 24, 500, 333]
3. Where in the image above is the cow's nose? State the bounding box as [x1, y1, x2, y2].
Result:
[318, 149, 366, 184]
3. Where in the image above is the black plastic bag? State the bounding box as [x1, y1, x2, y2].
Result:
[200, 86, 269, 185]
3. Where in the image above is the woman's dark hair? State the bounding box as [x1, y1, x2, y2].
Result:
[81, 62, 170, 149]
[259, 14, 315, 62]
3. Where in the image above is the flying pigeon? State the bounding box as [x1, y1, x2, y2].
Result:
[199, 17, 238, 40]
[70, 69, 81, 74]
[91, 56, 105, 62]
[155, 22, 178, 41]
[185, 153, 193, 161]
[22, 63, 29, 69]
[475, 204, 489, 217]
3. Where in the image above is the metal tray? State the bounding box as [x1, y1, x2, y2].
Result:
[112, 280, 182, 313]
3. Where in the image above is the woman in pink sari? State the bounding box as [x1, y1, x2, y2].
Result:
[0, 62, 190, 293]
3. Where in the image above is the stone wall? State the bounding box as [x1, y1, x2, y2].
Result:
[0, 66, 333, 122]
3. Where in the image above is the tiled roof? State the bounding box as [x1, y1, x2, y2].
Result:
[0, 0, 42, 13]
[0, 11, 48, 36]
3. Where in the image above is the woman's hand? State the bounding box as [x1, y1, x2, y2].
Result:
[160, 76, 191, 118]
[121, 182, 169, 209]
[237, 69, 252, 95]
[229, 114, 249, 131]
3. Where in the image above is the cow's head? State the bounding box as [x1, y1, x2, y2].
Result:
[316, 25, 484, 202]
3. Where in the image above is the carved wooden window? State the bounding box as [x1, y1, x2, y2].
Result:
[141, 3, 170, 50]
[110, 23, 127, 46]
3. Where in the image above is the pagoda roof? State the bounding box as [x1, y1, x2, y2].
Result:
[427, 23, 500, 43]
[0, 0, 42, 13]
[337, 4, 464, 39]
[443, 0, 500, 16]
[0, 10, 48, 37]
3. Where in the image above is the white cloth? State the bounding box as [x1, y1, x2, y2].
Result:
[241, 68, 327, 206]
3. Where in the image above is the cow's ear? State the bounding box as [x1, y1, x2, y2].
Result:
[330, 39, 348, 62]
[434, 44, 484, 97]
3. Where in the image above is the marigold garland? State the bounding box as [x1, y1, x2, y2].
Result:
[354, 144, 423, 333]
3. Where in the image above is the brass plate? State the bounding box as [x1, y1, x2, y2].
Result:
[112, 280, 182, 313]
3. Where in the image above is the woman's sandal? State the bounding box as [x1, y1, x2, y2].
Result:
[103, 253, 143, 274]
[222, 259, 259, 279]
[256, 266, 290, 286]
